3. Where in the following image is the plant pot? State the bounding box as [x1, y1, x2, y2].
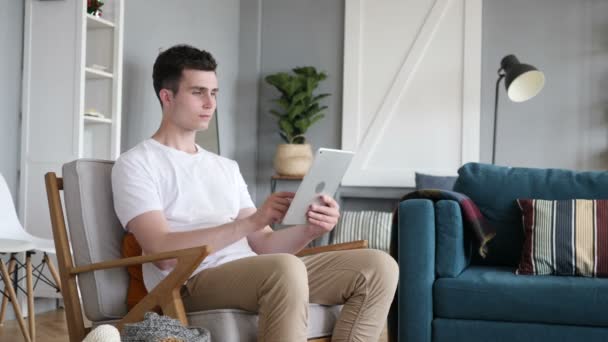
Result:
[273, 143, 313, 177]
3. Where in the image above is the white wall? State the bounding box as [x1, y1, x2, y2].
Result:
[0, 0, 24, 200]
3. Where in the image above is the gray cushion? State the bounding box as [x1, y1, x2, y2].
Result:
[189, 304, 340, 340]
[415, 172, 457, 191]
[63, 159, 129, 321]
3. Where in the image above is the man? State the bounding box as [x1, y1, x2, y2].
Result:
[112, 44, 398, 342]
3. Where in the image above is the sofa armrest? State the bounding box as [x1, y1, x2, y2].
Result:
[396, 199, 435, 342]
[435, 200, 472, 278]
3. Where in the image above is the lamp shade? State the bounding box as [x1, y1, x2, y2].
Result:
[500, 54, 545, 102]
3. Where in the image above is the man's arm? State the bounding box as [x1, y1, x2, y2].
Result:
[128, 210, 260, 270]
[246, 195, 341, 255]
[128, 191, 295, 270]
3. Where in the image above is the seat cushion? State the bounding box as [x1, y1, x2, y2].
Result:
[435, 266, 608, 327]
[95, 304, 342, 340]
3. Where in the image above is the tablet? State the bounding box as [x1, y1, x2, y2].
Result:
[281, 148, 354, 225]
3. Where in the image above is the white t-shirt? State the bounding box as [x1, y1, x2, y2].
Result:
[111, 138, 257, 290]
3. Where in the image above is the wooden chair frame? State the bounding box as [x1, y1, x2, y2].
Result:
[45, 172, 367, 342]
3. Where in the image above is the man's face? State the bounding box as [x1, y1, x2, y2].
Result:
[165, 69, 218, 132]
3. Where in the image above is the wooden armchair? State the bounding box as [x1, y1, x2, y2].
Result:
[45, 159, 367, 342]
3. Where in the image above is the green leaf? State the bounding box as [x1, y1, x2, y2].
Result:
[308, 105, 328, 117]
[293, 66, 315, 77]
[265, 73, 292, 97]
[292, 92, 307, 104]
[311, 93, 330, 104]
[294, 118, 309, 131]
[279, 119, 294, 136]
[272, 98, 290, 111]
[308, 114, 325, 127]
[278, 131, 290, 144]
[287, 105, 305, 120]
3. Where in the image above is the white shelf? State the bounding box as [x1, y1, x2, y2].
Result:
[85, 67, 113, 79]
[86, 14, 115, 29]
[84, 116, 113, 124]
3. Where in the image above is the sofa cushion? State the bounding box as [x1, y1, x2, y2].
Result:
[434, 265, 608, 327]
[415, 172, 457, 191]
[453, 163, 608, 267]
[517, 199, 608, 277]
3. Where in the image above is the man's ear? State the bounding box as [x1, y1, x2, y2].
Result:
[159, 89, 173, 107]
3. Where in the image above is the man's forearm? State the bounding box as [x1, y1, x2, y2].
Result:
[144, 215, 262, 269]
[250, 224, 321, 255]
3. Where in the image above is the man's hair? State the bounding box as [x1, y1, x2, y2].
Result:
[152, 44, 217, 107]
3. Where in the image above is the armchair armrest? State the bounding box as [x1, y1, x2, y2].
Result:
[296, 240, 367, 257]
[69, 245, 211, 330]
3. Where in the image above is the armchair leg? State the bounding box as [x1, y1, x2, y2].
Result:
[0, 255, 17, 325]
[0, 259, 31, 342]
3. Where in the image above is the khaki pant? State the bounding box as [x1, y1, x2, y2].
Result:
[181, 249, 399, 342]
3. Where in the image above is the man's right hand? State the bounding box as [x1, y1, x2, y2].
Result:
[249, 191, 295, 228]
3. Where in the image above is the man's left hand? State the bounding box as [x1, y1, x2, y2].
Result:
[306, 195, 340, 238]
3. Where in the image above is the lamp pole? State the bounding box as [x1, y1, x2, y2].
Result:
[491, 69, 505, 165]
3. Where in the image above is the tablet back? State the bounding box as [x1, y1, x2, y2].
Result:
[281, 148, 354, 225]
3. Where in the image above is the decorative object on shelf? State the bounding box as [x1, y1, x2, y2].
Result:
[87, 0, 104, 16]
[84, 108, 106, 119]
[89, 64, 108, 72]
[265, 66, 330, 176]
[492, 54, 545, 164]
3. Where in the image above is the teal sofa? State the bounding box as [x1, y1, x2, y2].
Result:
[395, 162, 608, 341]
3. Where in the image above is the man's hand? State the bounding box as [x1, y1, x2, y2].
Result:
[306, 195, 340, 238]
[249, 191, 295, 228]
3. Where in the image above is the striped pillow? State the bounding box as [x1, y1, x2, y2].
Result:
[516, 199, 608, 277]
[331, 210, 393, 253]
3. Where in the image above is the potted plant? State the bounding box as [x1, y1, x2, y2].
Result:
[265, 66, 330, 176]
[87, 0, 104, 17]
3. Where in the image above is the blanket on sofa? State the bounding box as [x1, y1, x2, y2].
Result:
[392, 189, 496, 258]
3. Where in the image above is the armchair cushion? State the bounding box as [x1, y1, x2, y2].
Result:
[434, 265, 608, 327]
[516, 199, 608, 277]
[63, 159, 129, 321]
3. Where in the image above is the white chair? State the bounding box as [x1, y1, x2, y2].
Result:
[0, 173, 62, 342]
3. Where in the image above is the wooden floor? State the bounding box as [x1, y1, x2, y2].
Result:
[0, 309, 69, 342]
[0, 308, 388, 341]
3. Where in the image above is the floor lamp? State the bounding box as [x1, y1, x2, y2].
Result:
[492, 54, 545, 164]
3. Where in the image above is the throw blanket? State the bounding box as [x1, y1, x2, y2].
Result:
[121, 312, 210, 342]
[393, 189, 496, 258]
